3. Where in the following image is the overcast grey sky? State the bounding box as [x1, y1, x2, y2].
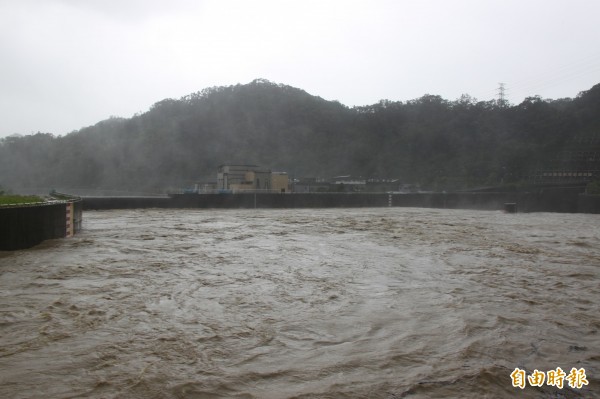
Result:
[1, 0, 599, 138]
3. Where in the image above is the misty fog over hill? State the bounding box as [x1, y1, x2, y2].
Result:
[1, 79, 599, 194]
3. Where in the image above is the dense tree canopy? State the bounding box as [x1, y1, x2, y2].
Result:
[1, 79, 599, 193]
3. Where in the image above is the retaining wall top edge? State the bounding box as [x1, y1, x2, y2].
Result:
[0, 199, 80, 209]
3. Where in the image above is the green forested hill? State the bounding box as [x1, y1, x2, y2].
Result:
[1, 79, 599, 193]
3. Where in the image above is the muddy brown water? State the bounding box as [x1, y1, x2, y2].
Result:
[0, 208, 598, 398]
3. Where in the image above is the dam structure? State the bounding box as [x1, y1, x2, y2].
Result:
[81, 186, 600, 213]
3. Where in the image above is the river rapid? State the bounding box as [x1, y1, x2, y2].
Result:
[0, 208, 598, 399]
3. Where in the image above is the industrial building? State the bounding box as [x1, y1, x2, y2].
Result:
[217, 165, 289, 193]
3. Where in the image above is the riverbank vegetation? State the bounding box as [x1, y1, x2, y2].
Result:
[0, 194, 44, 205]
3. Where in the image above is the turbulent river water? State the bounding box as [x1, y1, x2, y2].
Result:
[0, 208, 599, 399]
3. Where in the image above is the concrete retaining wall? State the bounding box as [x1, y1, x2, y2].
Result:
[83, 197, 171, 210]
[0, 200, 83, 251]
[80, 189, 599, 214]
[169, 191, 585, 212]
[577, 194, 600, 213]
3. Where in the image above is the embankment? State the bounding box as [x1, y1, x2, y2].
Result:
[81, 196, 171, 210]
[81, 190, 600, 213]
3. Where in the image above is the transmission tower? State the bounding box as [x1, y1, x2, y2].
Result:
[497, 83, 507, 107]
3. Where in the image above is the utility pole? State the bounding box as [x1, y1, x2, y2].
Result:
[497, 83, 507, 107]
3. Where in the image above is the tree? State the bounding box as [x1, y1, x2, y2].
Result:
[0, 80, 598, 192]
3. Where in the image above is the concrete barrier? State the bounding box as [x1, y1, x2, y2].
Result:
[0, 199, 83, 251]
[578, 194, 600, 213]
[77, 189, 598, 214]
[82, 196, 171, 210]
